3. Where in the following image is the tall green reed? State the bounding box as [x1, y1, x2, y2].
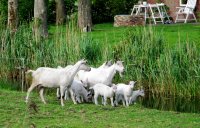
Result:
[0, 21, 103, 90]
[0, 22, 199, 99]
[113, 26, 200, 97]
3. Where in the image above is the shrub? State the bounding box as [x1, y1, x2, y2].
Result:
[92, 0, 138, 23]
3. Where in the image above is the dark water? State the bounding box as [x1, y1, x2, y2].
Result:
[142, 92, 200, 113]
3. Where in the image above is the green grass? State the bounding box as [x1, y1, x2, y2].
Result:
[0, 88, 200, 128]
[86, 23, 200, 47]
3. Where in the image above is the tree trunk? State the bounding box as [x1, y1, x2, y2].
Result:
[34, 0, 48, 39]
[78, 0, 92, 32]
[8, 0, 18, 32]
[55, 0, 66, 25]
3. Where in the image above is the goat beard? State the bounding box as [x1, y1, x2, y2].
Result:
[119, 72, 123, 77]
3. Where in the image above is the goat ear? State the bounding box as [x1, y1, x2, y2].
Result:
[112, 85, 117, 90]
[81, 59, 87, 64]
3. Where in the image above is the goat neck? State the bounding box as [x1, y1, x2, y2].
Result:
[104, 63, 117, 85]
[64, 61, 84, 85]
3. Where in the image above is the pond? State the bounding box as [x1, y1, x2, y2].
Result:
[142, 91, 200, 113]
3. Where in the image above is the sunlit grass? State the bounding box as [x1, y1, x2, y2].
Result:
[0, 89, 200, 128]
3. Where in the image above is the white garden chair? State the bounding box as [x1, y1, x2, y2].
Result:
[175, 0, 197, 23]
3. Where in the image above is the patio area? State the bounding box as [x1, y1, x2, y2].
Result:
[114, 0, 199, 27]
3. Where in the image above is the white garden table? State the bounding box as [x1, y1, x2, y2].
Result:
[131, 3, 170, 24]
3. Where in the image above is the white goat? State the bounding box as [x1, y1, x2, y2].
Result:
[77, 61, 124, 87]
[129, 89, 145, 105]
[56, 60, 112, 102]
[115, 81, 136, 107]
[70, 79, 92, 104]
[25, 59, 91, 106]
[95, 60, 112, 69]
[90, 83, 117, 107]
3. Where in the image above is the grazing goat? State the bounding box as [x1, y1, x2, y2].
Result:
[117, 89, 144, 105]
[25, 59, 91, 106]
[90, 83, 117, 107]
[129, 89, 145, 105]
[115, 81, 136, 107]
[70, 79, 92, 104]
[77, 61, 124, 88]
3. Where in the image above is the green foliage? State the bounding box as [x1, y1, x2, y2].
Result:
[48, 0, 56, 24]
[92, 0, 138, 23]
[0, 0, 7, 24]
[0, 0, 34, 24]
[0, 0, 76, 25]
[48, 0, 77, 24]
[113, 26, 200, 97]
[18, 0, 34, 23]
[79, 37, 102, 64]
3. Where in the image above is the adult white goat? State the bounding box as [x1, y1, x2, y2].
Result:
[90, 83, 117, 106]
[25, 59, 91, 106]
[115, 81, 136, 107]
[77, 61, 124, 87]
[56, 60, 112, 101]
[94, 60, 112, 70]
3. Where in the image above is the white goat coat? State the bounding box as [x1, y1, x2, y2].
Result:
[91, 83, 116, 106]
[25, 59, 90, 106]
[115, 81, 135, 107]
[70, 79, 90, 103]
[32, 67, 73, 88]
[77, 62, 124, 87]
[129, 89, 145, 104]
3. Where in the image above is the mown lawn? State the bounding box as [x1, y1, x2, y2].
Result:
[49, 23, 200, 47]
[90, 23, 200, 47]
[0, 89, 200, 128]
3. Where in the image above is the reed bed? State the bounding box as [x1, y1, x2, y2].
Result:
[115, 27, 200, 98]
[0, 22, 200, 112]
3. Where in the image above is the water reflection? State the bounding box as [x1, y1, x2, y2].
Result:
[142, 92, 200, 113]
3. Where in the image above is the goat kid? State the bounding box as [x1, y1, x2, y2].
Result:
[115, 81, 136, 107]
[90, 83, 117, 107]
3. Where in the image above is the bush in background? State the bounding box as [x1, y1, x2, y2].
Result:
[48, 0, 76, 24]
[92, 0, 138, 23]
[0, 0, 34, 24]
[0, 0, 138, 25]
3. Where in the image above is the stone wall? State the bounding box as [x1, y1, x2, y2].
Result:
[114, 15, 145, 27]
